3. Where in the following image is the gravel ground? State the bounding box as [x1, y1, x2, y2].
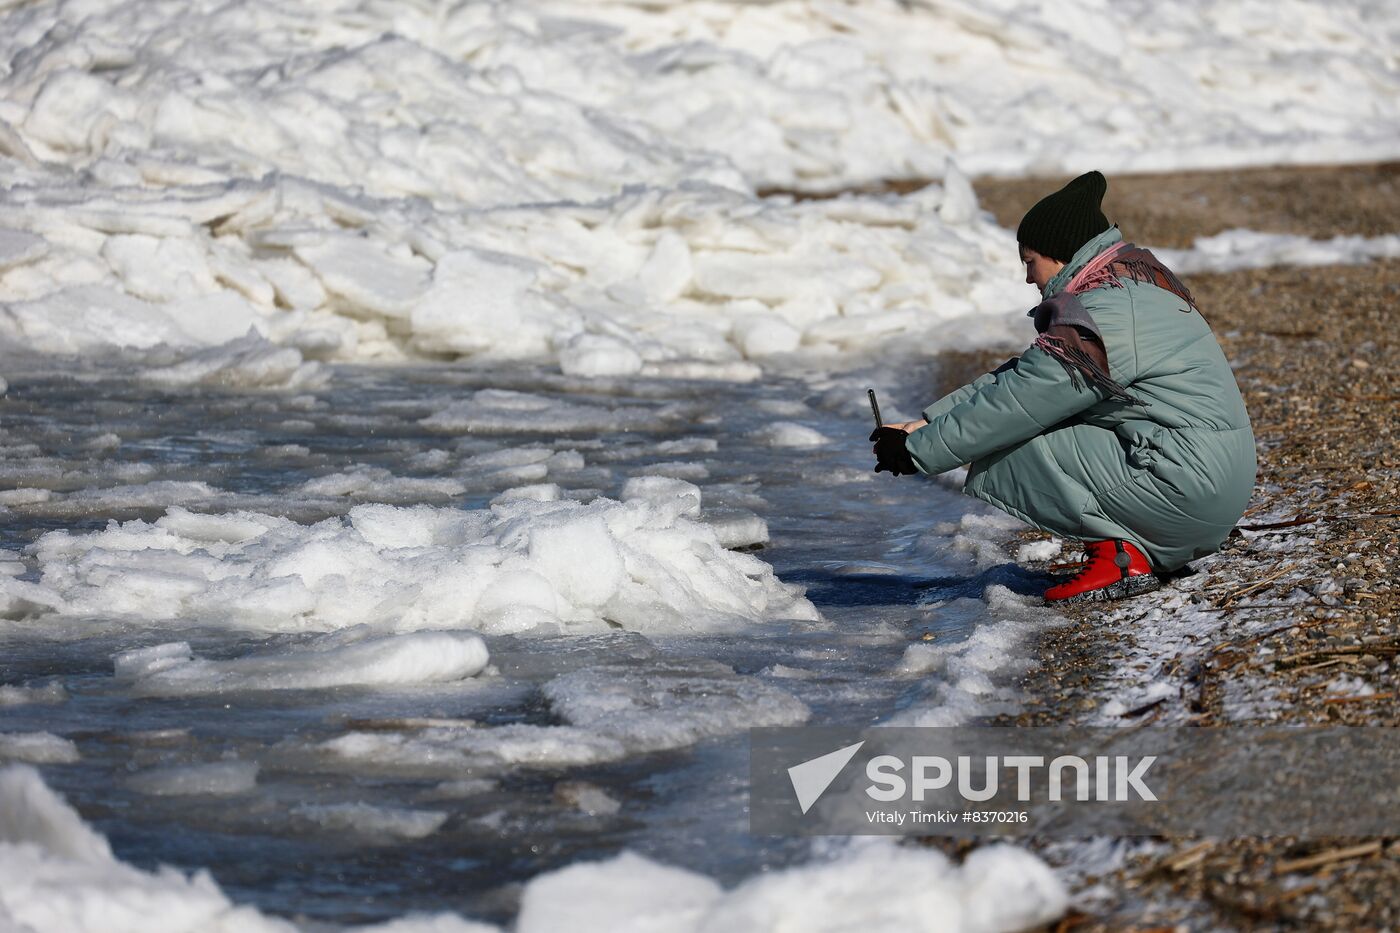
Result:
[975, 162, 1400, 247]
[964, 164, 1400, 931]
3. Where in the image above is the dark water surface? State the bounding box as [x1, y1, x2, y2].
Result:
[0, 358, 1001, 925]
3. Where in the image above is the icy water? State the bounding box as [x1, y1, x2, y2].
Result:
[0, 358, 1033, 926]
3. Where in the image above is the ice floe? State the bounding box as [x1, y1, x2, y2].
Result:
[113, 633, 491, 696]
[0, 765, 296, 932]
[514, 842, 1066, 933]
[750, 422, 832, 449]
[0, 732, 80, 765]
[321, 658, 810, 774]
[125, 761, 260, 797]
[17, 480, 815, 634]
[291, 802, 448, 841]
[0, 681, 67, 707]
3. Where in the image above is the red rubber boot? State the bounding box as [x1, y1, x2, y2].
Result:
[1044, 540, 1160, 605]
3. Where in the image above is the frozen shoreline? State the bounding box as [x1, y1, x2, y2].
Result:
[4, 0, 1399, 381]
[0, 358, 1073, 931]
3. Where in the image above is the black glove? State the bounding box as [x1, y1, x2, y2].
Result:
[869, 427, 917, 476]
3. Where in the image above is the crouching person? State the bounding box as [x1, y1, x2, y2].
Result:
[872, 171, 1256, 605]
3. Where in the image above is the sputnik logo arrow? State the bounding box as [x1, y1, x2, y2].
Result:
[787, 740, 865, 814]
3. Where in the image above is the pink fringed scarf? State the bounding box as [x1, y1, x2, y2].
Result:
[1068, 241, 1199, 309]
[1065, 241, 1131, 295]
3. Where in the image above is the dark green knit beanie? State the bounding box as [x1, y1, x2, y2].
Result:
[1016, 171, 1111, 263]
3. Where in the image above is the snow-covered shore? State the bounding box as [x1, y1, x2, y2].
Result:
[4, 0, 1399, 378]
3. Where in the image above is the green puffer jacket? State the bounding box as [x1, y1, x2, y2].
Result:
[905, 226, 1255, 572]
